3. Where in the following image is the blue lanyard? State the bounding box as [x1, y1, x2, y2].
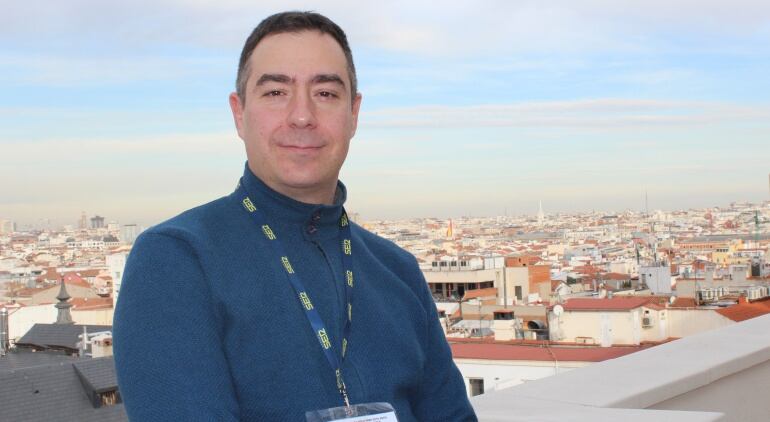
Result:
[236, 180, 354, 407]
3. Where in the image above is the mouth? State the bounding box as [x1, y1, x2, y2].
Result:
[278, 144, 325, 157]
[281, 144, 323, 151]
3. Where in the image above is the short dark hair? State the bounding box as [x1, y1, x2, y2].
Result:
[235, 11, 357, 102]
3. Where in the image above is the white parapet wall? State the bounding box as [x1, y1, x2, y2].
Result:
[472, 313, 770, 421]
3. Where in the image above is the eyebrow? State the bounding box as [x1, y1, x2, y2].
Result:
[254, 73, 346, 89]
[255, 73, 292, 86]
[311, 73, 346, 88]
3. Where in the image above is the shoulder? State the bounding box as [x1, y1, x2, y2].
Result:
[351, 223, 430, 296]
[351, 222, 419, 268]
[128, 194, 249, 267]
[140, 195, 242, 245]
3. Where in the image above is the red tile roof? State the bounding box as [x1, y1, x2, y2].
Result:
[450, 342, 646, 362]
[603, 272, 632, 280]
[61, 273, 91, 289]
[562, 297, 652, 311]
[71, 269, 100, 278]
[670, 298, 698, 308]
[463, 287, 498, 300]
[70, 297, 113, 310]
[716, 298, 770, 322]
[644, 302, 666, 311]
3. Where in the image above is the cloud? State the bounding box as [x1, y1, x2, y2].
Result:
[2, 1, 769, 57]
[360, 98, 770, 129]
[0, 131, 240, 159]
[0, 53, 229, 87]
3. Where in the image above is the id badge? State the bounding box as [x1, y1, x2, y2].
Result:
[306, 402, 398, 422]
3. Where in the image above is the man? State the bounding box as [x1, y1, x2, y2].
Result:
[113, 11, 476, 421]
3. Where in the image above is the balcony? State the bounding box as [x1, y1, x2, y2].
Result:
[471, 313, 770, 421]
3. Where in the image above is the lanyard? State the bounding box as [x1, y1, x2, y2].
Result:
[236, 179, 354, 407]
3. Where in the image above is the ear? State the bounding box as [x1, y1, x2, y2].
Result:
[229, 92, 245, 140]
[350, 92, 362, 138]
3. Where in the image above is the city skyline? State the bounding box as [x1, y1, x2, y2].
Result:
[2, 1, 770, 225]
[5, 197, 769, 233]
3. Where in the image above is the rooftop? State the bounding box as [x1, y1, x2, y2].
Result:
[451, 342, 650, 362]
[715, 297, 770, 322]
[0, 356, 126, 421]
[16, 324, 112, 352]
[560, 297, 653, 311]
[471, 313, 770, 421]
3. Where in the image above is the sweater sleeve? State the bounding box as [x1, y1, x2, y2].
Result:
[410, 263, 478, 421]
[113, 232, 240, 421]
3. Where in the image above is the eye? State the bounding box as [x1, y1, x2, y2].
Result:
[263, 90, 284, 97]
[317, 91, 338, 99]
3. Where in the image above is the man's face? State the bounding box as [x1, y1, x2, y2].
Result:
[229, 30, 361, 203]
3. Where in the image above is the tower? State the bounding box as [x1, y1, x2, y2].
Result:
[537, 201, 545, 226]
[55, 277, 74, 325]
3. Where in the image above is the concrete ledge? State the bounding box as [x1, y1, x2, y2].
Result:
[471, 314, 770, 420]
[474, 396, 723, 421]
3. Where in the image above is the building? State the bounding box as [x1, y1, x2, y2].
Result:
[548, 297, 671, 346]
[0, 219, 14, 234]
[452, 341, 650, 397]
[0, 283, 126, 421]
[90, 216, 105, 230]
[120, 224, 139, 245]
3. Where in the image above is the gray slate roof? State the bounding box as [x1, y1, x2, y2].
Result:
[15, 324, 112, 351]
[73, 358, 118, 392]
[0, 350, 81, 372]
[0, 355, 127, 421]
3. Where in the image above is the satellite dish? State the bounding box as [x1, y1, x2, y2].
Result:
[553, 304, 564, 317]
[669, 296, 677, 304]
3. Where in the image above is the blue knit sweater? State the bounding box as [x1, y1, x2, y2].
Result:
[113, 165, 476, 421]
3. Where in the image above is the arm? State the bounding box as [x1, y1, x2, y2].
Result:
[410, 264, 478, 422]
[113, 232, 240, 421]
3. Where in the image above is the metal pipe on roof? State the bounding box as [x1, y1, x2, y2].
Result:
[1, 307, 9, 356]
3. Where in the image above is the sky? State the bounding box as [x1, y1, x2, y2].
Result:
[2, 1, 770, 227]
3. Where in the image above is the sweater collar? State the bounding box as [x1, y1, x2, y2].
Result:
[238, 162, 347, 240]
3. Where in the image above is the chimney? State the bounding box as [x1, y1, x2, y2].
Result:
[1, 307, 9, 356]
[492, 310, 516, 341]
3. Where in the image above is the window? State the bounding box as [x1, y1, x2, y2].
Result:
[99, 390, 120, 406]
[515, 286, 523, 300]
[469, 378, 485, 396]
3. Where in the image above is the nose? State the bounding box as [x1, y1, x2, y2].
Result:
[287, 90, 317, 129]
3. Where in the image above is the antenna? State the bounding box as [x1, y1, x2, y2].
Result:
[635, 243, 641, 265]
[645, 190, 649, 216]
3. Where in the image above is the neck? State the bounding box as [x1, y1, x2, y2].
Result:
[247, 163, 337, 205]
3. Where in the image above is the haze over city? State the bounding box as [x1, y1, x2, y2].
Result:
[2, 1, 769, 226]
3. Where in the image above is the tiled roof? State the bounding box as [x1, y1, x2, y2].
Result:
[62, 273, 92, 289]
[561, 297, 652, 311]
[644, 302, 666, 311]
[71, 269, 100, 278]
[716, 298, 770, 322]
[463, 287, 498, 300]
[73, 358, 118, 392]
[451, 342, 646, 362]
[16, 324, 112, 351]
[603, 272, 632, 280]
[670, 297, 698, 308]
[70, 297, 113, 310]
[0, 350, 81, 372]
[0, 355, 126, 421]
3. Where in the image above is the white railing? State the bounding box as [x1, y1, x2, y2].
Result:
[471, 313, 770, 421]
